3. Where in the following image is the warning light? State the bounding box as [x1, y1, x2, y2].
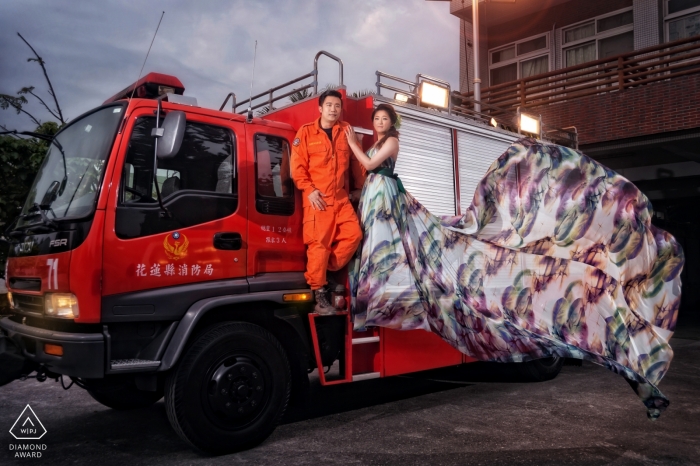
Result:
[283, 293, 313, 302]
[103, 72, 185, 104]
[44, 344, 64, 357]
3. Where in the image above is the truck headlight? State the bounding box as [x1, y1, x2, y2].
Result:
[45, 293, 79, 319]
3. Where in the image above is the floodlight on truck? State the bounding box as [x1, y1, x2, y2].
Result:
[518, 111, 541, 137]
[419, 81, 450, 109]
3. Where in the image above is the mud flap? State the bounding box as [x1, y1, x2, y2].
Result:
[0, 333, 36, 387]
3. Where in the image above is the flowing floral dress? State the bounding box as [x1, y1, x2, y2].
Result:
[349, 138, 683, 419]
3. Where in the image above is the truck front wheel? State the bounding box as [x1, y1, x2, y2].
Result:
[165, 322, 291, 455]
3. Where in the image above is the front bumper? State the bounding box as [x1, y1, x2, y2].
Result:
[0, 317, 104, 378]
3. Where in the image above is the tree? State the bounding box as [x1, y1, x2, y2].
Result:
[0, 33, 63, 227]
[0, 33, 63, 292]
[2, 33, 66, 126]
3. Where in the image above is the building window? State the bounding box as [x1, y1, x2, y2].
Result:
[489, 33, 549, 86]
[562, 8, 634, 67]
[666, 0, 700, 41]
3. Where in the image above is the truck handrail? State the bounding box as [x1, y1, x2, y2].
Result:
[314, 50, 344, 94]
[220, 50, 344, 115]
[375, 71, 418, 100]
[219, 92, 236, 112]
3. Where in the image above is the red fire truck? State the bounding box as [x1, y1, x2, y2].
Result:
[0, 51, 564, 454]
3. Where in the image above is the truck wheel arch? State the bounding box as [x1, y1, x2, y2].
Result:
[159, 290, 312, 404]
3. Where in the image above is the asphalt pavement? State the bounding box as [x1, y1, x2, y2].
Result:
[0, 335, 698, 466]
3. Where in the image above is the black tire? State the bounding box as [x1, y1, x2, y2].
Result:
[87, 377, 163, 410]
[516, 355, 564, 382]
[165, 322, 291, 455]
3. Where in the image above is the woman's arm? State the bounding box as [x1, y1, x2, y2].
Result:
[345, 127, 398, 171]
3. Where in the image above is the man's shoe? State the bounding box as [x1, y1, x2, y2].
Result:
[314, 287, 336, 315]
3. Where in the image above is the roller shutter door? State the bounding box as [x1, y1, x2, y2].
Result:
[394, 115, 455, 216]
[457, 131, 516, 211]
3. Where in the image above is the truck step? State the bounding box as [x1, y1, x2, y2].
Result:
[352, 336, 380, 345]
[352, 372, 380, 382]
[110, 359, 161, 371]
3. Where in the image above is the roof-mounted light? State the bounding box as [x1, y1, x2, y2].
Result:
[103, 72, 185, 104]
[419, 81, 449, 110]
[518, 111, 541, 137]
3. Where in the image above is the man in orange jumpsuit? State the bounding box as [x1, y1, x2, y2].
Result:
[291, 89, 365, 315]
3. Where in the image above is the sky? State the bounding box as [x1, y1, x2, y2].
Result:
[0, 0, 459, 130]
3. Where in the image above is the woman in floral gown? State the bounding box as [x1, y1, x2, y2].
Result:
[344, 103, 683, 420]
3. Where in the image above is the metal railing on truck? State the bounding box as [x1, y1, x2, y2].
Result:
[219, 51, 344, 114]
[220, 49, 577, 149]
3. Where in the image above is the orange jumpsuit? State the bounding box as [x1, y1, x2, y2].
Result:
[291, 119, 365, 290]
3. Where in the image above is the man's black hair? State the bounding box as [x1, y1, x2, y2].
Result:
[318, 89, 343, 106]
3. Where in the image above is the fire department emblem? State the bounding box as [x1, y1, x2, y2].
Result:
[293, 138, 300, 146]
[163, 232, 189, 260]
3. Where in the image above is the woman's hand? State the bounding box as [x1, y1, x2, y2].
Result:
[345, 126, 362, 151]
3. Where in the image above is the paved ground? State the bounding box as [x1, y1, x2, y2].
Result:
[0, 332, 698, 466]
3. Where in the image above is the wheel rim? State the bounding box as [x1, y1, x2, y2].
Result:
[203, 354, 269, 429]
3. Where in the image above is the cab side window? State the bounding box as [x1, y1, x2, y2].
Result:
[255, 134, 294, 215]
[116, 117, 237, 239]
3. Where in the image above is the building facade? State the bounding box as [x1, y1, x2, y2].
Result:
[433, 0, 700, 323]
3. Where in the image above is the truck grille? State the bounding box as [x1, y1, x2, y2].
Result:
[9, 278, 41, 291]
[13, 294, 44, 314]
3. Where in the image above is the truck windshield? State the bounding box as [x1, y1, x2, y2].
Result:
[17, 104, 125, 228]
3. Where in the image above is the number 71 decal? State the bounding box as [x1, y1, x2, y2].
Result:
[46, 259, 58, 290]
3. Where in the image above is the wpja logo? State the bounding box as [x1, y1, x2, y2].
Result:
[8, 404, 47, 458]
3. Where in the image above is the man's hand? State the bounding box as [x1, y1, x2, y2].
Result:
[308, 189, 329, 210]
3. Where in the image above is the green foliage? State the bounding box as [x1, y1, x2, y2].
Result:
[0, 122, 57, 228]
[351, 89, 374, 98]
[289, 88, 311, 102]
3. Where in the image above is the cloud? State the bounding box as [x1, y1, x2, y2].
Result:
[0, 0, 458, 129]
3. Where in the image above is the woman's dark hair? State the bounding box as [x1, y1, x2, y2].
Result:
[318, 89, 343, 106]
[372, 103, 400, 150]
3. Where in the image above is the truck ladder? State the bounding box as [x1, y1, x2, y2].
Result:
[308, 312, 382, 385]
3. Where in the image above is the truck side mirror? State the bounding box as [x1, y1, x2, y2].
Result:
[156, 111, 186, 159]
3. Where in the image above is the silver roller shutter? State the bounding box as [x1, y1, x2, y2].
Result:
[457, 131, 517, 211]
[394, 115, 455, 216]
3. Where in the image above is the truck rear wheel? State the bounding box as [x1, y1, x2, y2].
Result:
[516, 355, 564, 382]
[165, 322, 291, 455]
[86, 376, 163, 410]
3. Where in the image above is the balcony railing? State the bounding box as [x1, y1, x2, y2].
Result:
[453, 35, 700, 118]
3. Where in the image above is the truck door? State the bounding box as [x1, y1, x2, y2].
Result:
[101, 107, 247, 317]
[245, 126, 306, 286]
